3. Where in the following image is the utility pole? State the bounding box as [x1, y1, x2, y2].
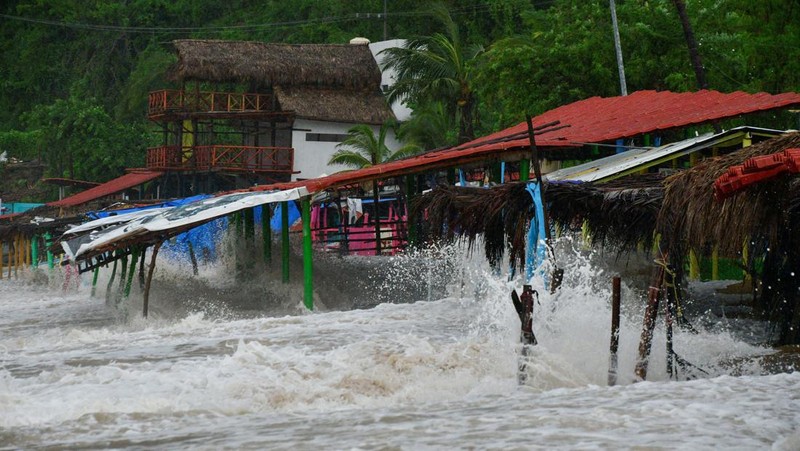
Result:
[383, 0, 388, 41]
[610, 0, 628, 96]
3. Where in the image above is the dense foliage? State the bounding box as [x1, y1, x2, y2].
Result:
[1, 0, 798, 192]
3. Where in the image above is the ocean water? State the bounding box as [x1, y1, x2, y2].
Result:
[1, 239, 798, 450]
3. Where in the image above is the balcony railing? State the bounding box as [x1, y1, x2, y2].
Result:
[147, 145, 294, 173]
[148, 90, 274, 117]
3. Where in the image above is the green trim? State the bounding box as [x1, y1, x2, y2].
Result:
[281, 201, 290, 283]
[301, 197, 313, 311]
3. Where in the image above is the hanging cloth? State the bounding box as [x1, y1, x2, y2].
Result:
[525, 182, 548, 285]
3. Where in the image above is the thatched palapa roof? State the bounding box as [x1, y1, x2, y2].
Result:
[657, 132, 800, 259]
[169, 40, 394, 124]
[412, 132, 800, 271]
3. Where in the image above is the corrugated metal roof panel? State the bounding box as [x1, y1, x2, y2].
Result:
[546, 127, 786, 183]
[457, 90, 800, 151]
[48, 171, 163, 208]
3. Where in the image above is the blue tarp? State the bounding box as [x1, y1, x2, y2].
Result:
[1, 202, 44, 214]
[525, 182, 548, 286]
[270, 201, 300, 231]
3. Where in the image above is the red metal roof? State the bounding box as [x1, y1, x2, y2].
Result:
[456, 90, 800, 152]
[246, 90, 800, 195]
[48, 170, 163, 208]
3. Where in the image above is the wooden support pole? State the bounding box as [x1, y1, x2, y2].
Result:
[608, 276, 622, 386]
[138, 247, 146, 290]
[301, 197, 313, 311]
[281, 201, 290, 283]
[25, 236, 31, 267]
[0, 241, 4, 279]
[187, 241, 199, 276]
[262, 205, 272, 265]
[635, 264, 666, 381]
[688, 249, 700, 280]
[7, 239, 12, 279]
[142, 242, 162, 318]
[526, 114, 563, 293]
[14, 234, 20, 278]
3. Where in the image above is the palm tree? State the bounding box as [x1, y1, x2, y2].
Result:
[328, 122, 419, 256]
[380, 4, 483, 144]
[328, 123, 419, 170]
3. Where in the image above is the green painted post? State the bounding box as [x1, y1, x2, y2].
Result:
[519, 159, 530, 182]
[91, 266, 99, 297]
[106, 256, 118, 303]
[31, 234, 39, 268]
[245, 208, 255, 241]
[44, 232, 54, 269]
[301, 197, 313, 311]
[124, 247, 141, 299]
[281, 201, 290, 283]
[262, 205, 272, 264]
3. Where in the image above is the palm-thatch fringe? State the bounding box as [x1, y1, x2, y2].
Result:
[657, 132, 800, 260]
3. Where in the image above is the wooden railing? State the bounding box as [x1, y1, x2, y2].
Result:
[148, 90, 274, 116]
[147, 145, 293, 173]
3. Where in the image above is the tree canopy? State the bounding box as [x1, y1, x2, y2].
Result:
[1, 0, 798, 196]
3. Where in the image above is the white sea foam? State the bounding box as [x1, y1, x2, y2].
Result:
[0, 238, 795, 448]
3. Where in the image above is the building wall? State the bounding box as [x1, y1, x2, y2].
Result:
[369, 39, 412, 122]
[291, 119, 403, 181]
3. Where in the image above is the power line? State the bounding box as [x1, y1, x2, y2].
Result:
[0, 4, 507, 35]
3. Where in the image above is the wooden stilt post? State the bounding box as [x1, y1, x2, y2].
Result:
[262, 205, 272, 265]
[0, 241, 4, 279]
[301, 197, 313, 311]
[138, 247, 146, 290]
[635, 262, 666, 381]
[14, 234, 20, 278]
[281, 201, 290, 283]
[187, 241, 199, 276]
[25, 236, 31, 267]
[142, 242, 162, 318]
[7, 239, 13, 279]
[608, 276, 621, 386]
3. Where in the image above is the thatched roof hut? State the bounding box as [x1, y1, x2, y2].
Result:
[657, 132, 800, 260]
[168, 39, 394, 124]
